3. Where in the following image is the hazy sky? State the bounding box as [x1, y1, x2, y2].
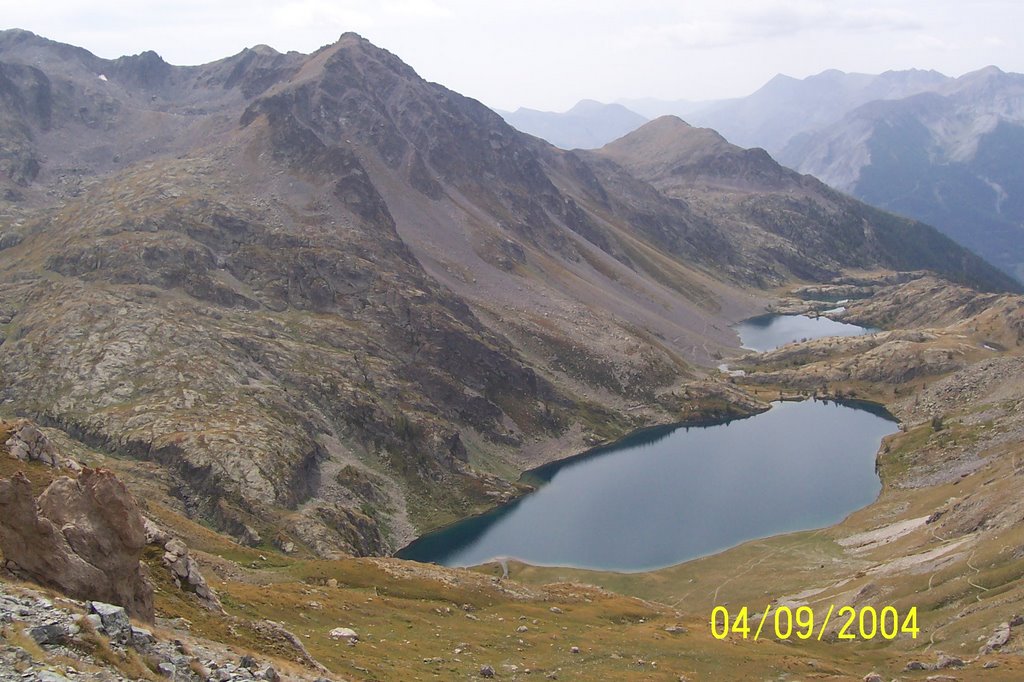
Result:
[2, 0, 1021, 111]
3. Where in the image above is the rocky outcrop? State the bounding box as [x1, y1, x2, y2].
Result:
[161, 540, 223, 613]
[144, 519, 224, 613]
[0, 468, 154, 620]
[4, 419, 67, 469]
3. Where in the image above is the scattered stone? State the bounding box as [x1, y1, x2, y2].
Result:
[240, 654, 258, 669]
[664, 625, 688, 635]
[263, 666, 281, 682]
[936, 654, 964, 669]
[516, 625, 528, 633]
[326, 578, 338, 589]
[570, 646, 580, 654]
[157, 661, 176, 677]
[862, 674, 884, 682]
[549, 606, 562, 614]
[1010, 614, 1023, 627]
[983, 660, 1000, 669]
[981, 622, 1011, 653]
[480, 664, 496, 678]
[926, 676, 959, 682]
[905, 660, 931, 671]
[329, 626, 359, 642]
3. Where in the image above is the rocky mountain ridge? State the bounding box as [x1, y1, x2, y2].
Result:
[0, 29, 1015, 561]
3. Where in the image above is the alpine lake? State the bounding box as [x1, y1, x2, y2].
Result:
[397, 315, 891, 572]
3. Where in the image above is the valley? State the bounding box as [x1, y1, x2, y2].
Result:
[1, 28, 1023, 681]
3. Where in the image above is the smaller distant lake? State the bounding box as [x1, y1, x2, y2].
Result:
[736, 314, 877, 352]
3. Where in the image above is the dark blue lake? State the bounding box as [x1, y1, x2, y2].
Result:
[736, 313, 876, 352]
[397, 400, 897, 572]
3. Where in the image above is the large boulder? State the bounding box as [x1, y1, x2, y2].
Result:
[0, 468, 154, 620]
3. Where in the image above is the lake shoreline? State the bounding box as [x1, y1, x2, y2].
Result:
[397, 395, 897, 569]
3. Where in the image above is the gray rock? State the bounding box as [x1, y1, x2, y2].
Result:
[905, 660, 930, 670]
[983, 660, 1000, 669]
[160, 537, 224, 613]
[328, 626, 358, 642]
[4, 420, 61, 468]
[241, 525, 262, 547]
[862, 674, 883, 682]
[240, 654, 258, 669]
[936, 654, 964, 669]
[143, 518, 171, 546]
[263, 666, 280, 682]
[131, 625, 155, 647]
[89, 601, 131, 643]
[981, 622, 1010, 653]
[157, 661, 176, 677]
[0, 232, 23, 250]
[28, 623, 67, 646]
[37, 672, 73, 682]
[480, 664, 495, 678]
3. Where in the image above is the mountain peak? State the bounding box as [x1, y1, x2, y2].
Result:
[602, 115, 727, 156]
[247, 44, 280, 56]
[597, 115, 771, 184]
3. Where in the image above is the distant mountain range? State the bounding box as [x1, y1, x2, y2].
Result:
[777, 67, 1024, 281]
[515, 67, 1024, 283]
[497, 100, 647, 149]
[683, 69, 951, 155]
